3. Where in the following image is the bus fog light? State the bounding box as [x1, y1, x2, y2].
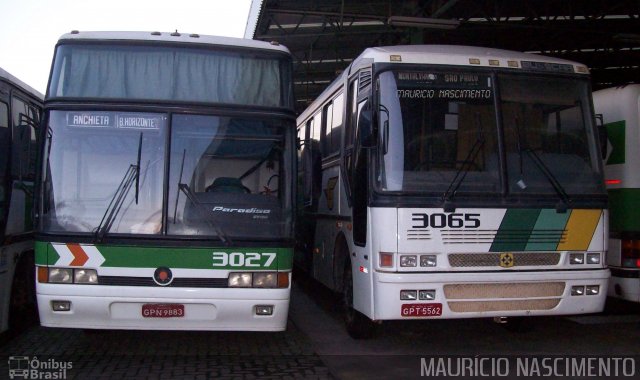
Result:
[586, 253, 601, 265]
[419, 290, 436, 300]
[253, 272, 277, 288]
[74, 269, 98, 284]
[586, 285, 600, 295]
[255, 305, 274, 316]
[400, 255, 417, 267]
[420, 255, 437, 267]
[400, 290, 417, 300]
[571, 285, 585, 296]
[51, 300, 71, 312]
[228, 273, 252, 287]
[49, 268, 73, 283]
[569, 253, 585, 265]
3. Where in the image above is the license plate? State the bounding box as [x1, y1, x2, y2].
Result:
[142, 304, 184, 318]
[401, 303, 443, 317]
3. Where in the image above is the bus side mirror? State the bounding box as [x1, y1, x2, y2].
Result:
[358, 101, 375, 148]
[595, 114, 607, 160]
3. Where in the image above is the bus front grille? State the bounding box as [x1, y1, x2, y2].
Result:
[443, 282, 565, 313]
[448, 252, 561, 267]
[444, 282, 565, 299]
[98, 276, 228, 288]
[448, 299, 561, 312]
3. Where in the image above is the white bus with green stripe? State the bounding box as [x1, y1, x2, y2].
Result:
[296, 45, 609, 338]
[594, 84, 640, 302]
[0, 68, 42, 334]
[36, 31, 296, 331]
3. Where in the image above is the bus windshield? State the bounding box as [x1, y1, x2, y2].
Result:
[48, 44, 293, 108]
[42, 111, 291, 240]
[376, 69, 604, 197]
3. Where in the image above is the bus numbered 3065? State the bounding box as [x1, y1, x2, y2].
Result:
[35, 31, 296, 331]
[295, 45, 609, 338]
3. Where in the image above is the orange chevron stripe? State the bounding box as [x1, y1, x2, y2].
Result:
[67, 243, 89, 266]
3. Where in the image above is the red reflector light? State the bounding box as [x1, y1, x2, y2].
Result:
[606, 179, 622, 185]
[379, 252, 394, 267]
[621, 239, 640, 268]
[277, 272, 289, 288]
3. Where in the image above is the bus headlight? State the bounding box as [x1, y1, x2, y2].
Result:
[228, 273, 252, 287]
[586, 253, 601, 265]
[253, 272, 277, 288]
[400, 255, 417, 267]
[569, 253, 585, 265]
[74, 269, 98, 284]
[420, 255, 437, 267]
[49, 268, 73, 283]
[400, 290, 417, 300]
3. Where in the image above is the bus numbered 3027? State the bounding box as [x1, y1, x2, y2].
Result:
[35, 31, 296, 331]
[0, 68, 42, 334]
[295, 45, 609, 338]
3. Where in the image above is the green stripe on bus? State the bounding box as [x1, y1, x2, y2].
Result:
[525, 209, 570, 251]
[490, 209, 541, 252]
[605, 120, 625, 165]
[37, 242, 293, 271]
[609, 188, 640, 233]
[35, 241, 52, 265]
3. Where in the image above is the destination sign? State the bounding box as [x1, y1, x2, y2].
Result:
[67, 112, 166, 130]
[67, 112, 112, 128]
[396, 71, 493, 100]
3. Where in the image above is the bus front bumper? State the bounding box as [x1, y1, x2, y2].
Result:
[371, 269, 610, 320]
[36, 284, 290, 331]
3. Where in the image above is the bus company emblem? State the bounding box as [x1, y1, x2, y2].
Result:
[153, 267, 173, 286]
[499, 253, 515, 268]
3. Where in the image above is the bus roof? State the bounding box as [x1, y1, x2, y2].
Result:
[0, 67, 44, 101]
[354, 45, 589, 71]
[56, 31, 291, 55]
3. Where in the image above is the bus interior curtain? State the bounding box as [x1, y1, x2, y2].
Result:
[62, 47, 281, 106]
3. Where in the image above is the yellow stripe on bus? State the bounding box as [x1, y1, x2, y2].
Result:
[556, 209, 602, 251]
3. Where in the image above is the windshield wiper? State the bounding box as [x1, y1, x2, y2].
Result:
[178, 183, 231, 246]
[94, 164, 139, 242]
[524, 149, 571, 213]
[94, 133, 143, 243]
[513, 118, 570, 212]
[442, 113, 484, 212]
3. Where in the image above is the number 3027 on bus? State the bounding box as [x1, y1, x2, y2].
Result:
[401, 303, 443, 317]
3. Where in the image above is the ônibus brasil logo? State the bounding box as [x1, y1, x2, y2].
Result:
[8, 356, 72, 379]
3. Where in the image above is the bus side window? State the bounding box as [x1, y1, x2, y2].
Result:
[302, 115, 322, 206]
[344, 79, 358, 196]
[11, 96, 38, 180]
[322, 92, 344, 158]
[0, 101, 9, 178]
[0, 101, 8, 229]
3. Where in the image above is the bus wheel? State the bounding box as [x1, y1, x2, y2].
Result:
[343, 262, 376, 339]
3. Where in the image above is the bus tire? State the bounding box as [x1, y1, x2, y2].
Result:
[343, 261, 376, 339]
